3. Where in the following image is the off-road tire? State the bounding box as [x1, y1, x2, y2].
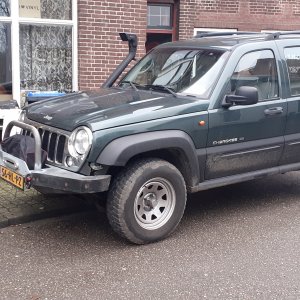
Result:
[106, 158, 187, 244]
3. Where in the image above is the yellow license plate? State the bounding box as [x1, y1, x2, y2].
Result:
[0, 166, 25, 190]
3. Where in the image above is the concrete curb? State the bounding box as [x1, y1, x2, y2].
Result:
[0, 180, 93, 229]
[0, 204, 91, 229]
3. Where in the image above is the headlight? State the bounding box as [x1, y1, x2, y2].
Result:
[74, 129, 90, 155]
[68, 126, 93, 157]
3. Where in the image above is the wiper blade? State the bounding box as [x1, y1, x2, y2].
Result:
[120, 81, 139, 91]
[144, 85, 178, 97]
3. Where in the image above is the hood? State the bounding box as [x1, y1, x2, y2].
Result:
[25, 88, 209, 132]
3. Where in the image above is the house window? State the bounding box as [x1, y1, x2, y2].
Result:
[19, 0, 72, 19]
[146, 1, 178, 53]
[0, 23, 11, 99]
[0, 0, 77, 107]
[0, 0, 10, 17]
[20, 24, 73, 92]
[0, 1, 11, 100]
[147, 4, 172, 29]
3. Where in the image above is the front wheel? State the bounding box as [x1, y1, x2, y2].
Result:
[106, 158, 187, 244]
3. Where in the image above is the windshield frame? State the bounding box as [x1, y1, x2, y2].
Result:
[119, 46, 230, 99]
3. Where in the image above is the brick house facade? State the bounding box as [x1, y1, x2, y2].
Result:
[77, 0, 300, 90]
[77, 0, 147, 90]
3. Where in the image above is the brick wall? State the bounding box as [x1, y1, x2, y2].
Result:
[179, 0, 196, 40]
[198, 0, 239, 13]
[179, 0, 300, 40]
[77, 0, 147, 90]
[77, 0, 300, 90]
[249, 0, 282, 15]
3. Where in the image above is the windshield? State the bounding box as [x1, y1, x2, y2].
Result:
[120, 47, 229, 98]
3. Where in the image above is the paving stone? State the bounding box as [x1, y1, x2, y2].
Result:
[0, 180, 92, 228]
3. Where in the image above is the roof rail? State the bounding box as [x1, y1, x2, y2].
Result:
[266, 30, 300, 40]
[195, 31, 259, 38]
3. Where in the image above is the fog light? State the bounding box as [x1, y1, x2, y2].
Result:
[66, 156, 74, 167]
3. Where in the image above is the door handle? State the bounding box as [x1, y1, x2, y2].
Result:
[264, 107, 283, 116]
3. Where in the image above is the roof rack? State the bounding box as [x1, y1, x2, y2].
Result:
[195, 31, 259, 38]
[266, 31, 300, 40]
[194, 30, 300, 41]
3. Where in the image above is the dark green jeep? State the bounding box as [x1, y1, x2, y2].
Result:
[1, 31, 300, 244]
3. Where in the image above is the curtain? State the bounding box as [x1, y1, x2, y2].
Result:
[0, 23, 12, 95]
[20, 25, 72, 92]
[40, 0, 71, 20]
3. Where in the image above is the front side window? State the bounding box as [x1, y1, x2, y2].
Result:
[284, 47, 300, 96]
[230, 50, 279, 101]
[120, 47, 229, 98]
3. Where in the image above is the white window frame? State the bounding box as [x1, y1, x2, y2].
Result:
[0, 0, 78, 107]
[194, 27, 237, 37]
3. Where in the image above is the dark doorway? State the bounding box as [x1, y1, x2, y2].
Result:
[146, 33, 172, 52]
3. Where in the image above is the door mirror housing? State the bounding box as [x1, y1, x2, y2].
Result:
[222, 86, 259, 108]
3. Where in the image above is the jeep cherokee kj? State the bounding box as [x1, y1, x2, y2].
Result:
[1, 31, 300, 244]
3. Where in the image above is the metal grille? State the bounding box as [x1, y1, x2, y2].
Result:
[22, 126, 67, 165]
[39, 129, 66, 164]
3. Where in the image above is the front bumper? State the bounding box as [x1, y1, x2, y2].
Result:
[0, 147, 111, 194]
[0, 120, 111, 194]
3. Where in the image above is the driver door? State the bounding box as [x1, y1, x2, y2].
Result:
[205, 49, 287, 180]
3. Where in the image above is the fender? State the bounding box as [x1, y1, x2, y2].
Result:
[97, 130, 201, 184]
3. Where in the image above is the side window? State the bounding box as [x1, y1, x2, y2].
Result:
[284, 47, 300, 96]
[230, 50, 279, 101]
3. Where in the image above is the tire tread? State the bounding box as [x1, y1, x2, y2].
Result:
[107, 158, 186, 244]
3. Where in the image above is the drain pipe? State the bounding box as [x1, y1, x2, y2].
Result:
[102, 33, 138, 88]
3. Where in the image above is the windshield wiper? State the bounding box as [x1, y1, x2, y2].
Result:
[144, 84, 178, 97]
[121, 82, 178, 97]
[120, 81, 139, 91]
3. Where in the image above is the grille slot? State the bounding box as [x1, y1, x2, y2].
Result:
[48, 133, 57, 161]
[42, 131, 50, 152]
[23, 126, 68, 165]
[56, 136, 66, 163]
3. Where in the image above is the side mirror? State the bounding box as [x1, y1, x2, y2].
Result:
[222, 86, 259, 108]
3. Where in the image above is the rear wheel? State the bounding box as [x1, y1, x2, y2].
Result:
[106, 158, 187, 244]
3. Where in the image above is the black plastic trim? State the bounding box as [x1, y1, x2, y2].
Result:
[189, 161, 300, 193]
[97, 130, 201, 184]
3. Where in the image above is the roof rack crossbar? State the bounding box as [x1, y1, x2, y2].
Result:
[195, 31, 259, 38]
[194, 30, 300, 41]
[266, 30, 300, 40]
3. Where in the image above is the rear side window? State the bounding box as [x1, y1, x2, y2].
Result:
[230, 50, 279, 101]
[284, 47, 300, 96]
